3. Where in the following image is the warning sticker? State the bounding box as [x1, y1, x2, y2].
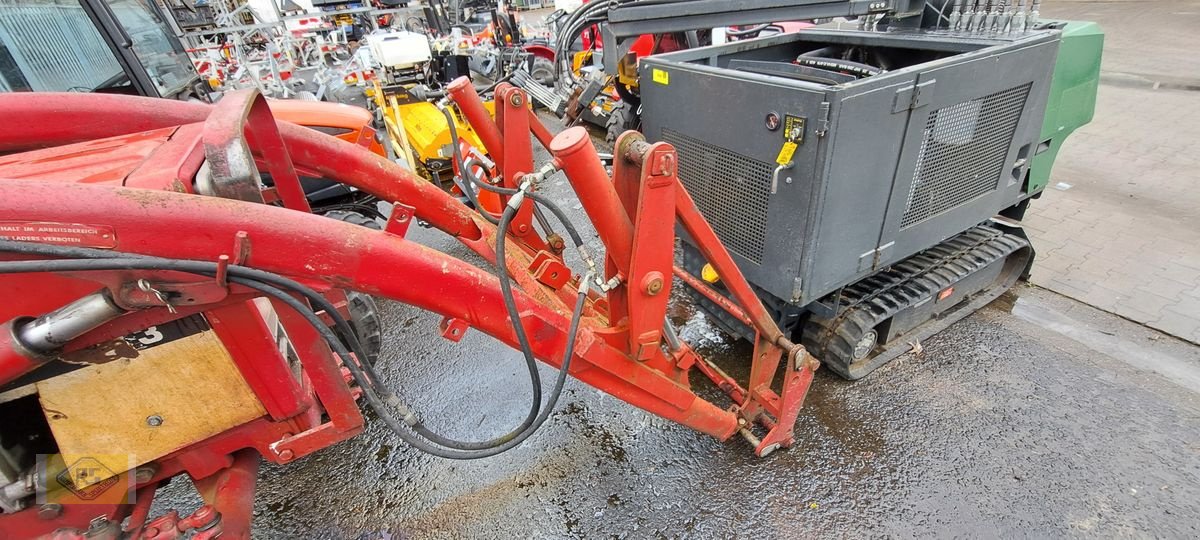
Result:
[652, 68, 670, 85]
[776, 141, 798, 166]
[0, 222, 117, 249]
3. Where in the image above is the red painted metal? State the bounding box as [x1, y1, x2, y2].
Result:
[620, 142, 677, 362]
[494, 84, 545, 251]
[0, 87, 822, 535]
[206, 301, 312, 421]
[549, 127, 636, 274]
[192, 450, 259, 540]
[0, 178, 733, 438]
[445, 77, 504, 167]
[202, 89, 309, 212]
[0, 318, 43, 384]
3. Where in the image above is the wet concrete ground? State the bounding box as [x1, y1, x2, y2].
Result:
[155, 120, 1200, 537]
[239, 283, 1200, 538]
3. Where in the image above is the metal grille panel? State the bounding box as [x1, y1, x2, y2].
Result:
[900, 83, 1031, 228]
[664, 129, 772, 264]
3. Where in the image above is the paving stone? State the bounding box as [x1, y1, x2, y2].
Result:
[1150, 309, 1200, 344]
[1157, 262, 1200, 285]
[1117, 290, 1175, 323]
[1022, 78, 1200, 345]
[1134, 279, 1192, 302]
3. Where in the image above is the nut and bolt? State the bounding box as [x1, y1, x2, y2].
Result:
[145, 415, 164, 427]
[508, 93, 524, 107]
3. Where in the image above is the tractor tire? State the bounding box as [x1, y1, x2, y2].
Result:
[530, 56, 556, 86]
[605, 103, 639, 143]
[324, 210, 384, 365]
[344, 291, 383, 366]
[323, 209, 381, 230]
[800, 309, 879, 379]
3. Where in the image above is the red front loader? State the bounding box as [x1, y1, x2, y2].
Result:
[0, 83, 818, 538]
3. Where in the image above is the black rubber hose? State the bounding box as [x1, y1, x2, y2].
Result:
[439, 105, 500, 225]
[408, 203, 585, 451]
[794, 56, 883, 78]
[724, 23, 771, 37]
[461, 170, 587, 248]
[0, 245, 589, 459]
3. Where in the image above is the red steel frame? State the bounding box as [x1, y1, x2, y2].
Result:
[0, 85, 819, 537]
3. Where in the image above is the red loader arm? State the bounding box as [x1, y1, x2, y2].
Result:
[0, 86, 818, 537]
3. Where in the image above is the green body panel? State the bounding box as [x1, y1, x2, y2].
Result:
[1027, 21, 1104, 195]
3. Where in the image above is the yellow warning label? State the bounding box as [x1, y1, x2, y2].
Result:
[652, 69, 669, 85]
[776, 141, 798, 165]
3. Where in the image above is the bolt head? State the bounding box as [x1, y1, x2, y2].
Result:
[134, 465, 158, 483]
[145, 415, 164, 427]
[642, 271, 665, 295]
[38, 503, 63, 520]
[277, 449, 295, 461]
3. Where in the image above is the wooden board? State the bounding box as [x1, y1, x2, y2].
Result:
[37, 319, 266, 484]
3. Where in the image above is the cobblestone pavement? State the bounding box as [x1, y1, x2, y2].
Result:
[1026, 0, 1200, 343]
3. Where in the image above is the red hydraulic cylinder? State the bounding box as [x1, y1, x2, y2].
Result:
[550, 127, 636, 273]
[446, 77, 504, 166]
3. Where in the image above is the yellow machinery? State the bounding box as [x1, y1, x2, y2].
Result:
[367, 81, 495, 185]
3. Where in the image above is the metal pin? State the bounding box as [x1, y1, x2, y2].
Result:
[138, 279, 177, 314]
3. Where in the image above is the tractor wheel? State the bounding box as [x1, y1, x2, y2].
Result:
[343, 291, 383, 365]
[323, 209, 381, 230]
[605, 103, 639, 143]
[530, 56, 556, 86]
[324, 210, 384, 365]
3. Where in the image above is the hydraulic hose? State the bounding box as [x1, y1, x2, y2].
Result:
[724, 23, 772, 37]
[439, 104, 500, 225]
[793, 56, 883, 78]
[0, 236, 589, 460]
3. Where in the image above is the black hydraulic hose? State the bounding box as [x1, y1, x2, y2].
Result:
[407, 203, 585, 451]
[480, 70, 517, 95]
[794, 56, 883, 78]
[462, 170, 587, 248]
[439, 105, 500, 225]
[725, 23, 771, 37]
[0, 243, 381, 389]
[553, 0, 610, 82]
[0, 239, 588, 459]
[798, 46, 839, 58]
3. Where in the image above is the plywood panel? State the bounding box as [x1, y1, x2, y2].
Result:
[37, 320, 266, 483]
